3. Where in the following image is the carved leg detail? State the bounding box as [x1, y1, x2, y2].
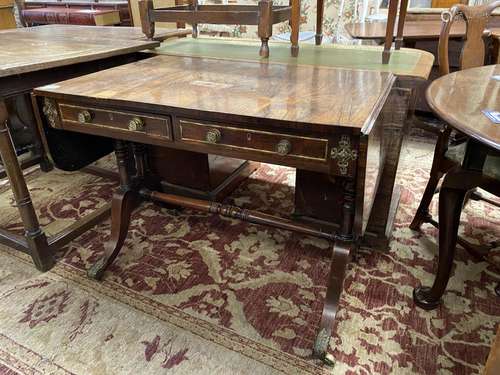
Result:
[87, 188, 138, 280]
[88, 140, 140, 280]
[314, 179, 355, 363]
[260, 38, 270, 58]
[413, 183, 465, 310]
[313, 239, 352, 363]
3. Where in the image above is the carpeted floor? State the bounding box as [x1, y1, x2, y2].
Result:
[0, 138, 499, 375]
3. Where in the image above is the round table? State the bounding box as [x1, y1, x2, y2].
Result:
[426, 64, 500, 151]
[414, 64, 500, 309]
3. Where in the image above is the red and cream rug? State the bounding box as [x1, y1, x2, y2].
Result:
[0, 139, 499, 374]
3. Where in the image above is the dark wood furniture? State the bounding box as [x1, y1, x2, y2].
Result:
[153, 36, 435, 247]
[437, 1, 500, 76]
[493, 28, 500, 63]
[411, 0, 500, 235]
[0, 25, 254, 272]
[0, 26, 162, 272]
[138, 0, 299, 58]
[412, 65, 500, 309]
[0, 24, 190, 180]
[18, 0, 133, 26]
[34, 54, 397, 362]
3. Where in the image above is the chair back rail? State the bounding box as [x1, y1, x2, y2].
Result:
[439, 0, 500, 75]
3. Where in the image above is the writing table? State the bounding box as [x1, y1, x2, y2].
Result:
[34, 54, 395, 361]
[152, 37, 435, 246]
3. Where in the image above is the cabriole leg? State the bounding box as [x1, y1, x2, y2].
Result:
[313, 179, 356, 364]
[87, 140, 139, 280]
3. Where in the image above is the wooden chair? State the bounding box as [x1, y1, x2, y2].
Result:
[411, 1, 500, 309]
[138, 0, 300, 58]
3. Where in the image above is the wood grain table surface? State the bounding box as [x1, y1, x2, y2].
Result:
[0, 25, 163, 78]
[0, 24, 191, 42]
[426, 64, 500, 151]
[36, 54, 395, 131]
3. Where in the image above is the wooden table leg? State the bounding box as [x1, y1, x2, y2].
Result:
[313, 178, 356, 364]
[315, 0, 324, 45]
[0, 100, 53, 271]
[290, 0, 300, 56]
[87, 140, 140, 280]
[413, 170, 466, 310]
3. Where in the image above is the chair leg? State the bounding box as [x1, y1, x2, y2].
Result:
[258, 0, 273, 58]
[315, 0, 324, 45]
[409, 171, 442, 230]
[413, 179, 466, 310]
[290, 0, 300, 56]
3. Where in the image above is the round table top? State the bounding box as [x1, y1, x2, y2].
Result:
[426, 65, 500, 151]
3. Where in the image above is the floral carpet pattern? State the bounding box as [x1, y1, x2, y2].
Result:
[0, 139, 499, 374]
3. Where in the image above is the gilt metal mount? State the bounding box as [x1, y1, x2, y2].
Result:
[330, 135, 358, 175]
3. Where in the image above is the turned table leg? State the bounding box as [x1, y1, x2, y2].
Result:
[0, 100, 53, 271]
[87, 140, 139, 280]
[313, 179, 356, 364]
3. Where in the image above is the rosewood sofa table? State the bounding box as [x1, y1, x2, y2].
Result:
[153, 37, 435, 247]
[0, 25, 166, 271]
[34, 55, 395, 361]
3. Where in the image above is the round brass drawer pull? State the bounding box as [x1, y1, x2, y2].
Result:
[77, 110, 92, 124]
[206, 129, 222, 144]
[276, 139, 292, 155]
[128, 117, 145, 131]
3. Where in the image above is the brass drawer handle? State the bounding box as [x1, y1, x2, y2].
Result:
[128, 117, 145, 131]
[276, 139, 291, 155]
[77, 110, 92, 124]
[206, 129, 222, 144]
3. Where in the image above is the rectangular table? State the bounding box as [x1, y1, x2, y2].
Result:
[152, 37, 434, 246]
[33, 53, 395, 361]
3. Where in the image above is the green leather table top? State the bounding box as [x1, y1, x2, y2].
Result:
[154, 37, 434, 80]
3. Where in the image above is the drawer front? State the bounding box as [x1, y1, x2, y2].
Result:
[176, 119, 329, 163]
[59, 103, 172, 141]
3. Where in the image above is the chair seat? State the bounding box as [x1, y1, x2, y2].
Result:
[445, 142, 500, 180]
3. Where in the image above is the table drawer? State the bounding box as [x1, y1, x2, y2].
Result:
[176, 119, 329, 163]
[58, 103, 172, 141]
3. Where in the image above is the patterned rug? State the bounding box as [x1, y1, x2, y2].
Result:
[0, 138, 499, 375]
